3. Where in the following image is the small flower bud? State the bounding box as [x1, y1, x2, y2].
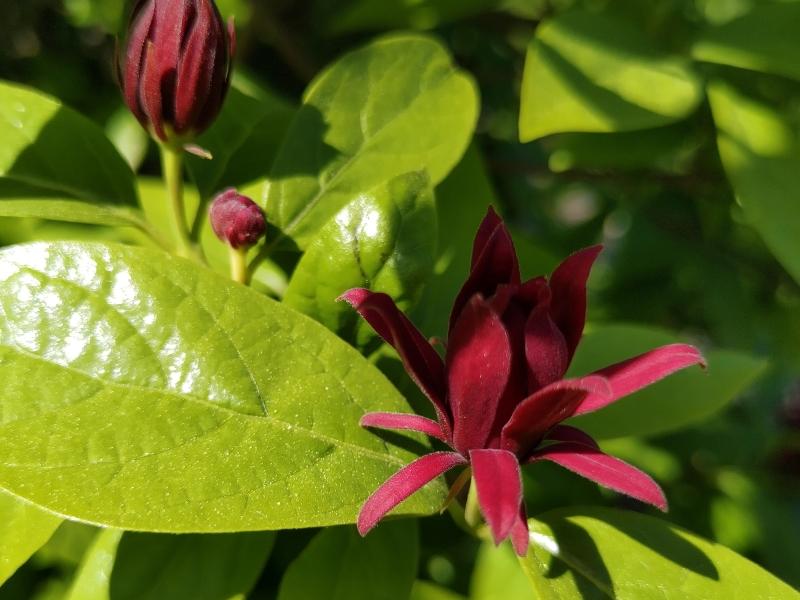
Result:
[118, 0, 235, 145]
[209, 189, 266, 249]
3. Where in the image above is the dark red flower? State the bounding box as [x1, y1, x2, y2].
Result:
[117, 0, 235, 144]
[341, 207, 705, 556]
[209, 188, 266, 249]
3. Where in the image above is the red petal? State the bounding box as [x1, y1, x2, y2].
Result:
[501, 376, 611, 457]
[510, 502, 529, 556]
[447, 296, 512, 452]
[174, 0, 216, 133]
[548, 245, 602, 361]
[450, 211, 520, 332]
[524, 288, 569, 391]
[545, 425, 599, 448]
[357, 452, 466, 535]
[530, 443, 667, 511]
[470, 449, 523, 545]
[139, 41, 166, 140]
[573, 344, 707, 416]
[339, 289, 450, 436]
[360, 412, 446, 442]
[122, 0, 156, 126]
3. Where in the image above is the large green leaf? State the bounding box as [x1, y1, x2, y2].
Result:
[0, 490, 62, 586]
[109, 532, 275, 600]
[567, 323, 766, 439]
[0, 242, 444, 531]
[0, 81, 137, 206]
[707, 81, 800, 285]
[261, 33, 478, 249]
[519, 11, 703, 141]
[523, 507, 799, 599]
[692, 3, 800, 81]
[186, 79, 295, 201]
[410, 581, 465, 600]
[64, 529, 122, 600]
[277, 521, 418, 600]
[284, 171, 437, 346]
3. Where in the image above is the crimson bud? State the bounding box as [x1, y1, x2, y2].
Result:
[209, 189, 266, 249]
[118, 0, 235, 145]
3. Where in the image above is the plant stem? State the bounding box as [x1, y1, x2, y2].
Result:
[464, 477, 482, 529]
[229, 246, 249, 285]
[160, 144, 202, 262]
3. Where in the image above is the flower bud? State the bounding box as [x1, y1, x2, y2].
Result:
[209, 189, 266, 249]
[118, 0, 235, 145]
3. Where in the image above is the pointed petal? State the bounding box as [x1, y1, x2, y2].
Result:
[360, 412, 446, 442]
[524, 288, 569, 390]
[548, 245, 602, 361]
[470, 206, 503, 267]
[573, 344, 707, 416]
[470, 449, 523, 545]
[173, 1, 216, 133]
[545, 425, 599, 448]
[530, 443, 667, 511]
[450, 214, 520, 331]
[340, 289, 450, 435]
[122, 0, 155, 125]
[357, 452, 466, 535]
[139, 41, 167, 140]
[501, 376, 611, 457]
[510, 502, 529, 556]
[448, 296, 512, 452]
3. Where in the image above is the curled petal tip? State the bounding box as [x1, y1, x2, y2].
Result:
[337, 288, 371, 305]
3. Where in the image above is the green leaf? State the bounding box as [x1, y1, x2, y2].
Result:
[0, 80, 137, 206]
[186, 79, 295, 201]
[523, 507, 799, 599]
[262, 33, 478, 249]
[692, 3, 800, 81]
[519, 11, 703, 141]
[410, 581, 465, 600]
[0, 180, 152, 230]
[567, 323, 767, 439]
[284, 171, 437, 346]
[0, 242, 444, 531]
[470, 542, 532, 600]
[707, 80, 800, 285]
[35, 521, 98, 568]
[64, 529, 122, 600]
[277, 521, 418, 600]
[109, 532, 275, 600]
[0, 490, 62, 586]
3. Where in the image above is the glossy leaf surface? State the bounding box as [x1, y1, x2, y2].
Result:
[284, 171, 436, 345]
[263, 33, 478, 248]
[0, 242, 444, 531]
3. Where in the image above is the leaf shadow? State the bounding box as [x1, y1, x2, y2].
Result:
[366, 428, 432, 458]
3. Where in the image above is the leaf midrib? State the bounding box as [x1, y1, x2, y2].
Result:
[0, 343, 409, 468]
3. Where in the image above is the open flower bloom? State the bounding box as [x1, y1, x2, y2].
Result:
[341, 207, 706, 556]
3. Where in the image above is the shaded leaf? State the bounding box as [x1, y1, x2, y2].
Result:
[410, 581, 465, 600]
[284, 171, 436, 346]
[520, 11, 703, 141]
[0, 80, 136, 206]
[692, 4, 800, 81]
[110, 532, 275, 600]
[0, 490, 62, 586]
[523, 507, 799, 599]
[707, 80, 800, 285]
[0, 242, 444, 531]
[329, 0, 499, 33]
[470, 542, 531, 600]
[64, 529, 122, 600]
[277, 521, 418, 600]
[263, 33, 478, 248]
[567, 323, 766, 439]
